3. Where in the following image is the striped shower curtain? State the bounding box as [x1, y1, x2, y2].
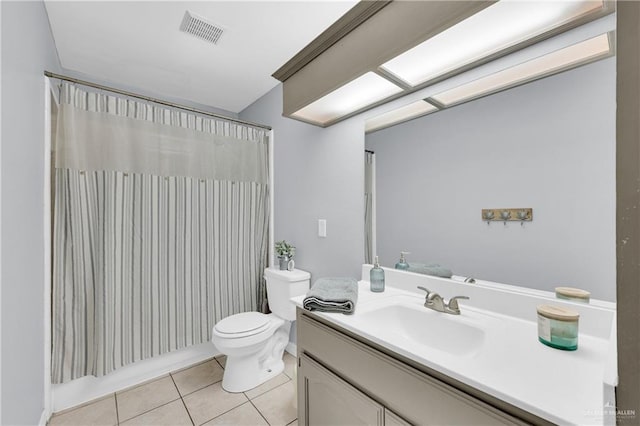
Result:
[52, 84, 269, 383]
[364, 151, 375, 264]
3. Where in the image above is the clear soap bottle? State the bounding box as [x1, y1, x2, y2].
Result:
[395, 251, 410, 270]
[370, 256, 385, 292]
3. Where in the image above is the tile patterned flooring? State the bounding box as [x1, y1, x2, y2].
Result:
[49, 354, 299, 426]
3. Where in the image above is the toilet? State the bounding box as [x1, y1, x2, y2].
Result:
[211, 267, 310, 392]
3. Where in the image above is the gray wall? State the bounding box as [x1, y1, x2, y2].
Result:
[1, 1, 61, 424]
[240, 85, 365, 344]
[241, 85, 365, 281]
[366, 58, 616, 301]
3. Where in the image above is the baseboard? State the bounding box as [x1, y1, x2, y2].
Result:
[285, 341, 297, 356]
[38, 409, 49, 426]
[51, 343, 218, 413]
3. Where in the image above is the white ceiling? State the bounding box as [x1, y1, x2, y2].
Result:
[44, 1, 358, 113]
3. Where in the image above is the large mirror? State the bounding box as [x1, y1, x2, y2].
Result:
[364, 56, 616, 301]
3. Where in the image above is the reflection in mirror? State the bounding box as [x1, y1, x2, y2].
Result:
[364, 57, 615, 301]
[364, 150, 375, 264]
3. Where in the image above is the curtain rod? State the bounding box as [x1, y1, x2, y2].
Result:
[365, 149, 375, 154]
[44, 71, 272, 131]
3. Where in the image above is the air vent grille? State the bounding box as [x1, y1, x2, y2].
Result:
[180, 11, 224, 45]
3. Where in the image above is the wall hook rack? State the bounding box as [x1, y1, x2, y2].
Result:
[482, 208, 533, 225]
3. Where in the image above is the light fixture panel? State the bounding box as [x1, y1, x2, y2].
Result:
[365, 100, 438, 133]
[291, 72, 403, 125]
[431, 33, 612, 107]
[380, 0, 604, 87]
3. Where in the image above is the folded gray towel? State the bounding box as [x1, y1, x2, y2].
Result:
[407, 263, 453, 278]
[303, 277, 358, 315]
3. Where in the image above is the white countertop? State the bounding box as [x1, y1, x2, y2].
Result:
[292, 273, 616, 426]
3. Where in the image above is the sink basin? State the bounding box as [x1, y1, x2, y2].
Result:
[356, 302, 485, 356]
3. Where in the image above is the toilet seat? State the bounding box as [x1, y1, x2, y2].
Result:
[214, 312, 271, 338]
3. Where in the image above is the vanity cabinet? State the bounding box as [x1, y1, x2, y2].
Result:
[299, 354, 386, 425]
[297, 309, 545, 426]
[300, 353, 411, 425]
[384, 410, 412, 426]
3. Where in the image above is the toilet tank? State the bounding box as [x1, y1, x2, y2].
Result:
[264, 267, 311, 321]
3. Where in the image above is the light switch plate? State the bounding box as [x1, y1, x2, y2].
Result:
[318, 219, 327, 237]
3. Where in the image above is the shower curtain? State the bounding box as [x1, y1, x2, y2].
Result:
[52, 83, 270, 384]
[364, 151, 375, 264]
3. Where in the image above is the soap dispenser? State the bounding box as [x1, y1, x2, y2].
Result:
[395, 251, 410, 270]
[370, 256, 385, 292]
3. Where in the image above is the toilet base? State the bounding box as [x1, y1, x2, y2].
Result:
[220, 321, 291, 393]
[222, 355, 284, 393]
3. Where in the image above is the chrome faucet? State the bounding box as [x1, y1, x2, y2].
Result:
[417, 287, 469, 315]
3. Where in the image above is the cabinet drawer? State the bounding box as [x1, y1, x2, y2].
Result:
[297, 310, 529, 426]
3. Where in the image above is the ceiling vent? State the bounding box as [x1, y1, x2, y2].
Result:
[180, 11, 225, 45]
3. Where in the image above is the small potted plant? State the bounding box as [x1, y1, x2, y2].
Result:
[275, 240, 296, 270]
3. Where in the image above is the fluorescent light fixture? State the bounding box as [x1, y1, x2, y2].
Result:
[291, 72, 403, 125]
[381, 0, 604, 87]
[365, 100, 437, 133]
[431, 32, 612, 107]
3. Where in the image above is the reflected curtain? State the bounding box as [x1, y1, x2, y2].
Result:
[52, 83, 269, 383]
[364, 151, 375, 264]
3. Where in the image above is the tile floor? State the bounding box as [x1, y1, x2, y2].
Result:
[49, 354, 299, 426]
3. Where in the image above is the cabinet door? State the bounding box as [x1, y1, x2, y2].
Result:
[298, 354, 384, 426]
[385, 409, 411, 426]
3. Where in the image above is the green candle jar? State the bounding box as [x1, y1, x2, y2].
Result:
[537, 305, 580, 351]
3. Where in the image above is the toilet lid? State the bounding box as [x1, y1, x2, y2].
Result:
[214, 312, 270, 337]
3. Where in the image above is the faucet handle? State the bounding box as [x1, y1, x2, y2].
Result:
[417, 286, 431, 296]
[417, 287, 438, 309]
[447, 296, 470, 314]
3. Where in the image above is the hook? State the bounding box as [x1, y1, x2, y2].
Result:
[483, 210, 494, 225]
[500, 210, 510, 225]
[516, 210, 528, 227]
